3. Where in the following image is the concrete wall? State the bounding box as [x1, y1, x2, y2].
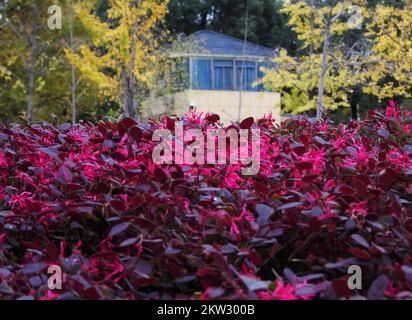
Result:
[173, 90, 281, 123]
[142, 90, 281, 123]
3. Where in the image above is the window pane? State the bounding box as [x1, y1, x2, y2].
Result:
[224, 67, 234, 90]
[192, 59, 211, 90]
[245, 67, 255, 90]
[215, 66, 223, 89]
[214, 60, 234, 90]
[236, 61, 256, 91]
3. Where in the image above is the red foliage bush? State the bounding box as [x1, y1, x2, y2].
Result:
[0, 103, 411, 300]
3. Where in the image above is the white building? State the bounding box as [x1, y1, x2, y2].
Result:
[144, 30, 281, 123]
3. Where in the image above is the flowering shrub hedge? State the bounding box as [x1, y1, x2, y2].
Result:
[0, 103, 411, 300]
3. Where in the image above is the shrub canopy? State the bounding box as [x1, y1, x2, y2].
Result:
[0, 103, 411, 300]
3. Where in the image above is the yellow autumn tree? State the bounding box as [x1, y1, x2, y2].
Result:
[361, 0, 412, 100]
[260, 0, 368, 118]
[0, 1, 55, 123]
[65, 0, 169, 117]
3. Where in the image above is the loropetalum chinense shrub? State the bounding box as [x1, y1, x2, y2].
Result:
[0, 102, 412, 300]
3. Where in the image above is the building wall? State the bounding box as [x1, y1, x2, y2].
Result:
[173, 90, 281, 123]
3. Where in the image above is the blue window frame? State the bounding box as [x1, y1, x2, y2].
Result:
[192, 58, 212, 90]
[214, 60, 234, 90]
[236, 61, 256, 91]
[190, 57, 270, 91]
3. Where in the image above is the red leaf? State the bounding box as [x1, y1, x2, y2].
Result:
[378, 168, 398, 187]
[349, 247, 372, 260]
[46, 242, 60, 261]
[291, 143, 306, 156]
[120, 117, 137, 130]
[206, 114, 220, 123]
[110, 199, 126, 212]
[248, 251, 263, 266]
[297, 161, 313, 170]
[129, 126, 143, 142]
[197, 268, 220, 277]
[168, 260, 182, 279]
[154, 167, 168, 183]
[332, 278, 352, 298]
[165, 116, 175, 131]
[309, 217, 321, 233]
[240, 117, 254, 129]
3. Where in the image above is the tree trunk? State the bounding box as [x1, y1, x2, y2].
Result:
[27, 2, 39, 124]
[350, 85, 361, 121]
[69, 8, 77, 125]
[316, 22, 330, 120]
[121, 65, 133, 116]
[238, 0, 249, 121]
[309, 0, 315, 56]
[129, 40, 138, 118]
[71, 64, 77, 124]
[27, 54, 35, 124]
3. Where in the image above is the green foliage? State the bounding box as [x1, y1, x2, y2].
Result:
[0, 0, 411, 123]
[261, 0, 412, 118]
[166, 0, 298, 54]
[0, 0, 98, 123]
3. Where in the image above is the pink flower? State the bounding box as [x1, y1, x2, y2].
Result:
[230, 221, 240, 237]
[259, 280, 315, 300]
[273, 281, 299, 300]
[386, 101, 401, 119]
[8, 191, 35, 210]
[346, 200, 369, 217]
[39, 290, 61, 300]
[0, 152, 6, 167]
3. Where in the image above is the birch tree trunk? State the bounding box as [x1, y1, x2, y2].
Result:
[316, 3, 346, 120]
[71, 62, 77, 124]
[129, 17, 140, 119]
[27, 2, 39, 124]
[69, 8, 77, 125]
[129, 40, 137, 118]
[316, 22, 330, 120]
